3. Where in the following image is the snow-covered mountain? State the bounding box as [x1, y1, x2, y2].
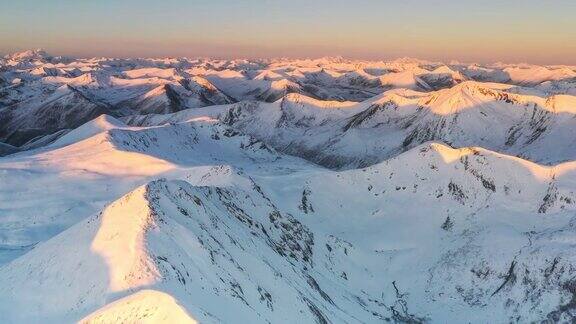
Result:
[3, 140, 576, 322]
[127, 81, 576, 169]
[2, 50, 576, 323]
[4, 50, 573, 149]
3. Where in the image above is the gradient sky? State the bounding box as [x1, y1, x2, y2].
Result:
[1, 0, 575, 64]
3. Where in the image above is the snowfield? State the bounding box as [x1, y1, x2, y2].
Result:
[1, 50, 576, 323]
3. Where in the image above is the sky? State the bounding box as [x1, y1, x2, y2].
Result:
[1, 0, 575, 64]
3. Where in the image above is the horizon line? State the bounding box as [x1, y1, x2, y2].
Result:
[3, 48, 575, 67]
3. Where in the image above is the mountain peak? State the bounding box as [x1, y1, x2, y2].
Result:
[80, 290, 198, 323]
[5, 48, 52, 61]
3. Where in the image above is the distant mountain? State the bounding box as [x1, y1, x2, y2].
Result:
[0, 84, 112, 146]
[142, 81, 575, 169]
[2, 51, 574, 150]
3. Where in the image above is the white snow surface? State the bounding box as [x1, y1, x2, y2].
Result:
[2, 51, 576, 323]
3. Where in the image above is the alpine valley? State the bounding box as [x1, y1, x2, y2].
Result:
[2, 49, 576, 323]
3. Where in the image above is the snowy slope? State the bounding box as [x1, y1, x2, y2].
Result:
[2, 143, 576, 322]
[0, 142, 17, 156]
[0, 114, 312, 264]
[183, 81, 576, 169]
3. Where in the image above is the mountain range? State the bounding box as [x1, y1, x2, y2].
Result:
[1, 50, 576, 323]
